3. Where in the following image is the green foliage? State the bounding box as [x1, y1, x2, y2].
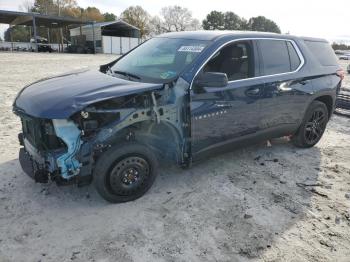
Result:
[202, 11, 225, 30]
[81, 7, 105, 22]
[31, 0, 78, 16]
[4, 26, 31, 42]
[332, 42, 350, 51]
[224, 12, 246, 30]
[103, 12, 116, 22]
[247, 16, 281, 33]
[4, 1, 283, 41]
[203, 12, 281, 33]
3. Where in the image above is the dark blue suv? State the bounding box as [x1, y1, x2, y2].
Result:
[13, 31, 344, 202]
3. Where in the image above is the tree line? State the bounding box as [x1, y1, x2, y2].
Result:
[332, 42, 350, 51]
[5, 0, 281, 42]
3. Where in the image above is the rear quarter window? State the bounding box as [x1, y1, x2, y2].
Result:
[304, 40, 338, 66]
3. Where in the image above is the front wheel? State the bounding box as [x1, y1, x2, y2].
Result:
[93, 143, 158, 203]
[292, 100, 329, 148]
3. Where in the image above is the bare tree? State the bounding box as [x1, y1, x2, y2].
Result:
[189, 18, 201, 31]
[121, 6, 151, 39]
[149, 16, 166, 36]
[19, 0, 34, 12]
[160, 5, 199, 32]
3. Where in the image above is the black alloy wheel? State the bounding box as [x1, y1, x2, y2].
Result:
[292, 100, 329, 148]
[304, 109, 328, 145]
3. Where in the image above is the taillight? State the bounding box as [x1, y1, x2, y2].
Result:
[336, 69, 345, 81]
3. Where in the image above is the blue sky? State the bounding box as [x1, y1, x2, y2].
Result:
[1, 0, 350, 43]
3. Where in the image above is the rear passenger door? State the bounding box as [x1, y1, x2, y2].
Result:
[257, 39, 312, 134]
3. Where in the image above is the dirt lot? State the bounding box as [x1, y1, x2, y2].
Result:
[0, 52, 350, 262]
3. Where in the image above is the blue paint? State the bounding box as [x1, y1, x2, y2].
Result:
[14, 31, 341, 182]
[14, 69, 163, 119]
[52, 119, 82, 179]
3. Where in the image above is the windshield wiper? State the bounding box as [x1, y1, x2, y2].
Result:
[113, 70, 141, 80]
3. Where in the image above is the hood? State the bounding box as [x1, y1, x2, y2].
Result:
[14, 69, 163, 119]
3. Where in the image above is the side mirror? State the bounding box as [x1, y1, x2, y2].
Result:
[194, 72, 228, 88]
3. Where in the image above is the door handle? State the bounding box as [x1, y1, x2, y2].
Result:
[246, 87, 260, 96]
[278, 82, 293, 92]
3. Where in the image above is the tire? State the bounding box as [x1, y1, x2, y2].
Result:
[93, 142, 158, 203]
[292, 100, 329, 148]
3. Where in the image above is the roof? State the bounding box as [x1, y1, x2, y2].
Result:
[76, 20, 139, 31]
[156, 30, 327, 42]
[156, 30, 278, 40]
[0, 9, 91, 27]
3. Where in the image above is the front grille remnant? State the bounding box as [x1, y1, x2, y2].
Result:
[21, 116, 67, 151]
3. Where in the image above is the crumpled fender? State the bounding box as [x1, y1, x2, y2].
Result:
[14, 69, 163, 119]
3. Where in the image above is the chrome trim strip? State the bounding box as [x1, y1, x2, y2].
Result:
[190, 37, 305, 89]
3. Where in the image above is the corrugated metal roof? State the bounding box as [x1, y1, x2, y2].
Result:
[0, 9, 91, 27]
[78, 20, 139, 31]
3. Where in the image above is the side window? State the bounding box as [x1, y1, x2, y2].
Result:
[203, 41, 255, 81]
[304, 40, 338, 66]
[287, 41, 301, 71]
[258, 40, 291, 75]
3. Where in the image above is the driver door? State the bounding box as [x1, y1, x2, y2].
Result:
[191, 40, 264, 159]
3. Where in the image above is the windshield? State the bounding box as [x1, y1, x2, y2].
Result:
[111, 37, 209, 83]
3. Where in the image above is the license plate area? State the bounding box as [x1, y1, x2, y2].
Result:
[23, 138, 46, 165]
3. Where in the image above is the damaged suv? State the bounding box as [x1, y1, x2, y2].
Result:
[13, 31, 343, 203]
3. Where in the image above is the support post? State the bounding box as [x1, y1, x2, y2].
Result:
[9, 27, 13, 51]
[59, 28, 64, 52]
[92, 21, 96, 54]
[32, 15, 38, 52]
[65, 26, 69, 48]
[120, 36, 122, 55]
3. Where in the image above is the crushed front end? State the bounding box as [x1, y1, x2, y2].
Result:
[14, 110, 88, 185]
[12, 68, 191, 187]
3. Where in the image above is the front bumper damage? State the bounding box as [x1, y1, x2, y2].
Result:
[15, 76, 191, 185]
[19, 148, 43, 182]
[17, 118, 88, 185]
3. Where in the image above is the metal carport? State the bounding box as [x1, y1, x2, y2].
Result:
[0, 10, 93, 52]
[69, 20, 140, 54]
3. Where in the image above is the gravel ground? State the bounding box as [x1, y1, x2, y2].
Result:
[0, 52, 350, 262]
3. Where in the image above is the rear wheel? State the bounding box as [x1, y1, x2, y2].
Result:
[292, 101, 329, 148]
[93, 143, 158, 203]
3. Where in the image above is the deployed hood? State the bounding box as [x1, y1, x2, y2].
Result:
[14, 69, 163, 119]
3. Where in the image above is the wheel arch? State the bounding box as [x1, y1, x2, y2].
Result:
[104, 120, 184, 165]
[313, 95, 334, 118]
